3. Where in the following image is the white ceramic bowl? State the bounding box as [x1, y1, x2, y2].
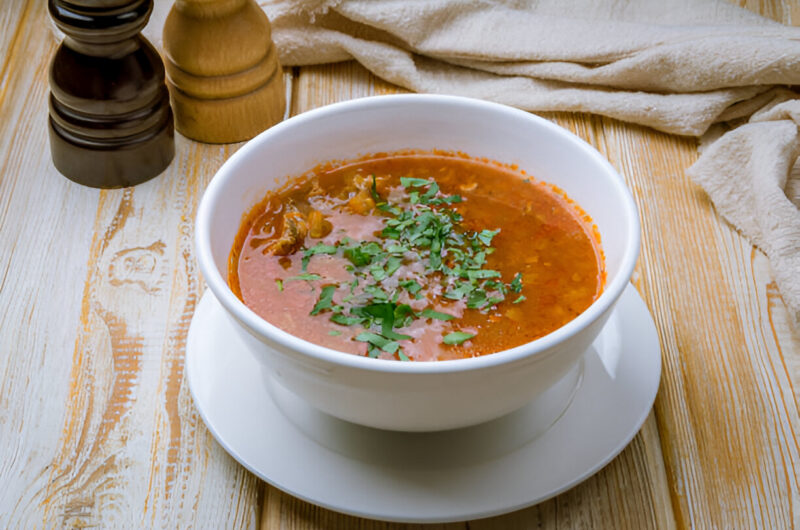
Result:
[195, 94, 640, 432]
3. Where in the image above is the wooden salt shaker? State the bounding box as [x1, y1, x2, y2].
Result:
[48, 0, 175, 188]
[162, 0, 286, 144]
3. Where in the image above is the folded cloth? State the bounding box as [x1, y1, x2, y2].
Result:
[688, 95, 800, 323]
[147, 0, 800, 321]
[261, 0, 800, 133]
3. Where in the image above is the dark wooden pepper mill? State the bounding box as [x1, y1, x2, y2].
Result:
[48, 0, 175, 188]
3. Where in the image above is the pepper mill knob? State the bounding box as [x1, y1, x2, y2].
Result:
[48, 0, 175, 188]
[162, 0, 286, 144]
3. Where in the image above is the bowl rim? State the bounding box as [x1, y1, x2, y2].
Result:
[195, 93, 641, 374]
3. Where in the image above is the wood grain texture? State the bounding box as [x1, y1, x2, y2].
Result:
[738, 0, 800, 22]
[0, 2, 262, 526]
[33, 138, 264, 527]
[40, 143, 244, 527]
[593, 116, 800, 528]
[0, 1, 35, 113]
[0, 1, 96, 525]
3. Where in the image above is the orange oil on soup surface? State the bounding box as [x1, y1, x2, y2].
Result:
[228, 152, 604, 361]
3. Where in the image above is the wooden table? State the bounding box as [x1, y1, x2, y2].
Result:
[2, 1, 799, 528]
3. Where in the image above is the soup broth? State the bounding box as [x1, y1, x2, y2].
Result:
[229, 152, 604, 361]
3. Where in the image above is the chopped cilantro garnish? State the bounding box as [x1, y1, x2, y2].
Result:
[385, 256, 403, 276]
[356, 332, 400, 354]
[383, 329, 413, 341]
[328, 330, 342, 336]
[287, 273, 322, 282]
[465, 269, 501, 280]
[275, 279, 283, 291]
[310, 285, 336, 315]
[400, 177, 431, 188]
[276, 175, 527, 360]
[466, 290, 487, 309]
[445, 282, 475, 300]
[477, 229, 500, 246]
[487, 295, 505, 306]
[330, 313, 364, 326]
[421, 181, 440, 202]
[369, 263, 386, 281]
[370, 174, 381, 203]
[302, 243, 338, 270]
[513, 295, 526, 304]
[443, 331, 475, 345]
[386, 244, 408, 254]
[343, 241, 383, 267]
[510, 272, 523, 293]
[393, 303, 414, 324]
[362, 285, 390, 301]
[429, 194, 462, 205]
[421, 308, 455, 321]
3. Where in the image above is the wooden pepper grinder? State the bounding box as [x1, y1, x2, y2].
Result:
[48, 0, 175, 188]
[162, 0, 286, 144]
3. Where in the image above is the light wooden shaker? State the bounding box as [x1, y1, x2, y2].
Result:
[162, 0, 286, 143]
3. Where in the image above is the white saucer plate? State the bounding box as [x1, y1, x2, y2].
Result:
[186, 284, 661, 523]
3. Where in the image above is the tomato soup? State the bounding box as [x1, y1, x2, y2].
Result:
[228, 152, 604, 361]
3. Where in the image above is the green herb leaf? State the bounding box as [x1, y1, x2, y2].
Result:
[421, 308, 455, 321]
[429, 194, 462, 205]
[477, 229, 500, 246]
[377, 202, 403, 216]
[330, 313, 363, 326]
[386, 244, 408, 254]
[513, 295, 526, 304]
[366, 344, 381, 358]
[394, 303, 414, 322]
[355, 332, 400, 354]
[369, 264, 386, 281]
[310, 285, 337, 315]
[383, 329, 413, 341]
[445, 282, 475, 300]
[328, 330, 342, 336]
[400, 280, 422, 295]
[385, 256, 403, 277]
[466, 289, 488, 309]
[287, 273, 322, 282]
[343, 241, 384, 267]
[400, 177, 431, 188]
[275, 279, 283, 292]
[363, 285, 390, 301]
[443, 331, 475, 345]
[466, 269, 501, 280]
[301, 242, 338, 270]
[510, 272, 523, 293]
[420, 181, 439, 202]
[486, 295, 505, 306]
[369, 174, 381, 203]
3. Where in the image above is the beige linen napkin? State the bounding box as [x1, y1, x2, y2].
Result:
[148, 0, 800, 321]
[688, 95, 800, 320]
